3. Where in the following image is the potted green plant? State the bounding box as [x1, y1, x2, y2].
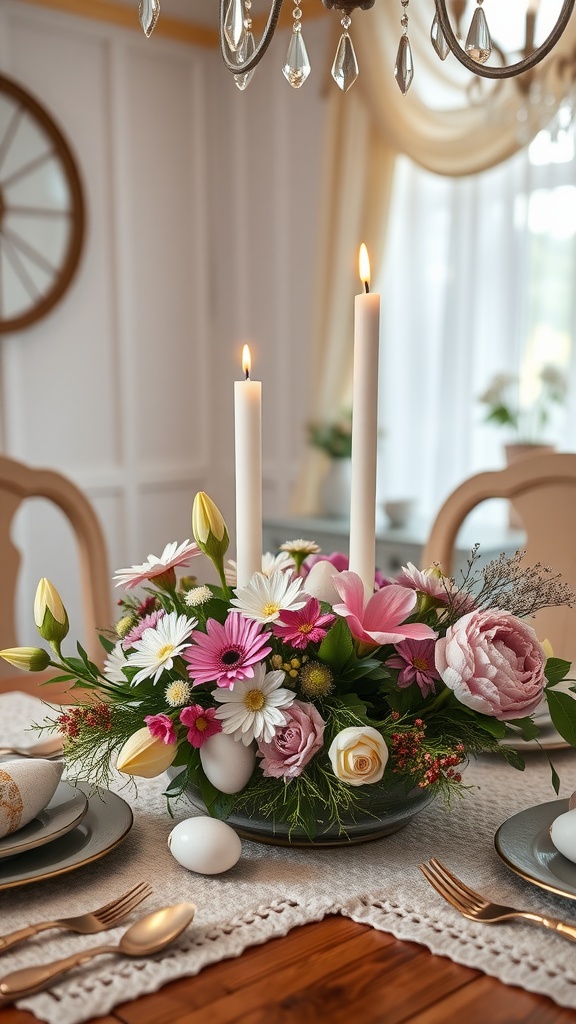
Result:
[307, 411, 352, 517]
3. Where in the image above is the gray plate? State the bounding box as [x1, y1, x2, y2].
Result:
[0, 781, 88, 860]
[494, 798, 576, 900]
[499, 722, 569, 751]
[0, 784, 133, 890]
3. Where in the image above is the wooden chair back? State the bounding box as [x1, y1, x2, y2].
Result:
[423, 452, 576, 662]
[0, 456, 112, 701]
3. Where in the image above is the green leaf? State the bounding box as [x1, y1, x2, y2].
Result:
[544, 658, 572, 687]
[317, 617, 354, 673]
[501, 746, 525, 771]
[99, 634, 116, 654]
[473, 716, 506, 739]
[546, 689, 576, 746]
[550, 759, 561, 796]
[506, 717, 541, 741]
[336, 693, 369, 720]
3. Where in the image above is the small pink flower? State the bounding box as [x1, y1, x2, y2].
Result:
[122, 610, 165, 650]
[332, 571, 437, 648]
[435, 608, 546, 720]
[180, 704, 222, 748]
[257, 700, 325, 779]
[395, 562, 450, 602]
[144, 713, 177, 745]
[273, 598, 335, 649]
[183, 614, 272, 688]
[387, 639, 441, 697]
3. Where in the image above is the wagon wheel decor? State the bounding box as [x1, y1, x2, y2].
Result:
[0, 73, 85, 333]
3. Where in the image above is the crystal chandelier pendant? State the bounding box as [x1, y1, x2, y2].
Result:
[283, 25, 311, 89]
[139, 0, 160, 38]
[331, 16, 359, 92]
[234, 32, 256, 91]
[395, 34, 414, 94]
[224, 0, 247, 53]
[465, 5, 492, 64]
[430, 12, 450, 61]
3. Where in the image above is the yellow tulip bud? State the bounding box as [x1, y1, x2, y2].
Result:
[542, 638, 554, 660]
[116, 727, 177, 778]
[0, 647, 51, 672]
[193, 492, 228, 546]
[34, 579, 69, 644]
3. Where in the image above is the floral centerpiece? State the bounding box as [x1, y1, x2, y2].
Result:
[3, 492, 576, 844]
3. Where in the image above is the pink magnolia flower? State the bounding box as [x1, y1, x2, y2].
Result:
[435, 609, 546, 720]
[180, 704, 221, 748]
[144, 713, 177, 745]
[183, 614, 272, 688]
[257, 700, 325, 779]
[122, 610, 165, 650]
[387, 639, 441, 697]
[273, 598, 335, 649]
[332, 571, 437, 648]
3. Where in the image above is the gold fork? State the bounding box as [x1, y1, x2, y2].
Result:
[0, 881, 152, 953]
[419, 857, 576, 943]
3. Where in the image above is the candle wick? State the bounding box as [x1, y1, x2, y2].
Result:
[245, 368, 250, 380]
[364, 281, 370, 294]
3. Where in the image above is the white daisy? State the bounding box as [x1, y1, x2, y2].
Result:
[279, 539, 320, 556]
[224, 551, 294, 586]
[104, 641, 130, 685]
[113, 540, 200, 589]
[212, 663, 295, 745]
[126, 611, 197, 685]
[230, 570, 307, 623]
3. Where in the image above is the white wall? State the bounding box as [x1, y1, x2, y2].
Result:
[0, 2, 328, 644]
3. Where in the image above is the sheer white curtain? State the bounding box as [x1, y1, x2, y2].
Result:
[376, 132, 576, 520]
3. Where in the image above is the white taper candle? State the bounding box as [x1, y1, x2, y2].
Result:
[234, 344, 263, 588]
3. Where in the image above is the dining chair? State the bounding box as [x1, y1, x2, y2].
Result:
[422, 451, 576, 663]
[0, 455, 112, 702]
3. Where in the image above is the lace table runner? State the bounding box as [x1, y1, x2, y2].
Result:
[2, 691, 576, 1024]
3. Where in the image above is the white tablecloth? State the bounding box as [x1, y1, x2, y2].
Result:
[2, 691, 576, 1023]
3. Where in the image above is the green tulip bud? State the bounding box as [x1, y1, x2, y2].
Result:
[0, 646, 51, 672]
[34, 578, 69, 645]
[192, 493, 230, 595]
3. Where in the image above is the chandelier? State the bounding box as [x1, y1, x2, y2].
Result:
[137, 0, 576, 95]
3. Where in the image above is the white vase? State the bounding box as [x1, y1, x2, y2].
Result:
[320, 458, 351, 518]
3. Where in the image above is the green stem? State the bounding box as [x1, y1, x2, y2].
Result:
[422, 686, 452, 716]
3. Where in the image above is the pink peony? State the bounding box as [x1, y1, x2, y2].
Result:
[435, 609, 546, 720]
[144, 713, 177, 744]
[257, 700, 325, 779]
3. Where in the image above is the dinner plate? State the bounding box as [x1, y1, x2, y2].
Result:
[499, 720, 569, 751]
[0, 784, 133, 890]
[0, 781, 88, 860]
[494, 798, 576, 900]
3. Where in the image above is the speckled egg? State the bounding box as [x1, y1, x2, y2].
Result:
[551, 807, 576, 864]
[199, 732, 256, 794]
[168, 816, 242, 875]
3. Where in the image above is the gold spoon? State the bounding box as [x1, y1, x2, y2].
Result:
[0, 736, 65, 759]
[0, 903, 196, 1002]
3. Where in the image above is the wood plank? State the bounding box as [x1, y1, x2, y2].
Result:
[405, 973, 576, 1024]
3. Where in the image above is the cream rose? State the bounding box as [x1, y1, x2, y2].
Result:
[328, 726, 388, 786]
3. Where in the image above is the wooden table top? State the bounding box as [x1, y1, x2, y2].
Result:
[1, 914, 575, 1024]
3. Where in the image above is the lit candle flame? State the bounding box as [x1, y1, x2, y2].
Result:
[242, 344, 251, 380]
[359, 243, 370, 293]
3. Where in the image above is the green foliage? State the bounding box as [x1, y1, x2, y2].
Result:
[544, 658, 572, 687]
[547, 689, 576, 746]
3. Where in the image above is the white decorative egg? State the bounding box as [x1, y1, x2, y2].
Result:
[168, 816, 242, 874]
[200, 732, 256, 794]
[0, 759, 63, 838]
[550, 807, 576, 863]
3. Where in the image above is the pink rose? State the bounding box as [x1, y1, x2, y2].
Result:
[257, 700, 325, 779]
[144, 713, 177, 744]
[435, 609, 546, 720]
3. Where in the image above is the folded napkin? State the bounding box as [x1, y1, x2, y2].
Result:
[0, 759, 63, 838]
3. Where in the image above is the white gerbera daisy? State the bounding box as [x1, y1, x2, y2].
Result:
[104, 641, 130, 685]
[230, 570, 307, 623]
[126, 611, 197, 685]
[113, 540, 200, 589]
[212, 663, 295, 745]
[224, 551, 294, 586]
[279, 539, 320, 556]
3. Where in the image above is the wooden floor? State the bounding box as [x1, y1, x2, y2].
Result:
[1, 915, 575, 1024]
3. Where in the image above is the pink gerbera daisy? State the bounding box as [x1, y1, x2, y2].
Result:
[180, 704, 221, 748]
[183, 614, 272, 688]
[113, 540, 200, 590]
[386, 639, 441, 697]
[273, 598, 335, 650]
[122, 610, 165, 650]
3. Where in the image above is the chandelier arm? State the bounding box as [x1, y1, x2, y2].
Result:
[434, 0, 576, 79]
[219, 0, 284, 74]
